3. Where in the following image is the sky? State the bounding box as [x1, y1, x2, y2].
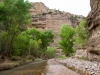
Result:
[28, 0, 91, 17]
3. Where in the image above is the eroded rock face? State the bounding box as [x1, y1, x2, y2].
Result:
[87, 0, 100, 62]
[75, 49, 87, 58]
[29, 2, 85, 47]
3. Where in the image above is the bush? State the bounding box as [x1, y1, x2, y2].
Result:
[12, 49, 22, 56]
[59, 55, 66, 59]
[48, 11, 52, 14]
[45, 47, 56, 58]
[42, 13, 46, 15]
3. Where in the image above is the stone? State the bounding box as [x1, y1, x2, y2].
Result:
[63, 58, 100, 75]
[87, 0, 100, 62]
[75, 49, 87, 58]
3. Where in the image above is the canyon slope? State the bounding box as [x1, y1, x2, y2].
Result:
[28, 2, 85, 47]
[87, 0, 100, 62]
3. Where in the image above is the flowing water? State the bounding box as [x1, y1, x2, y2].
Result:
[0, 60, 46, 75]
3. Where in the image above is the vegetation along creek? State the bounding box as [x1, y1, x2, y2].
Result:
[0, 0, 100, 75]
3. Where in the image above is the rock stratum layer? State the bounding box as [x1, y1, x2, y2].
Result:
[87, 0, 100, 62]
[28, 2, 84, 47]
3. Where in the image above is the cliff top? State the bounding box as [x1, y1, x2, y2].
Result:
[30, 2, 85, 19]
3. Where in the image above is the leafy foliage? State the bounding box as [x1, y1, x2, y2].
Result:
[59, 20, 88, 57]
[0, 0, 32, 57]
[40, 30, 54, 51]
[75, 20, 88, 47]
[45, 47, 56, 58]
[59, 25, 75, 56]
[12, 28, 54, 58]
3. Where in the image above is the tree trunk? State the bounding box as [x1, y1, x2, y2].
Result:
[2, 31, 16, 58]
[8, 32, 16, 57]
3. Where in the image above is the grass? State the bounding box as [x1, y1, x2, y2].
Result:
[58, 55, 66, 59]
[78, 56, 89, 61]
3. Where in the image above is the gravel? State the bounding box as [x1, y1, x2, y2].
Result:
[59, 58, 100, 75]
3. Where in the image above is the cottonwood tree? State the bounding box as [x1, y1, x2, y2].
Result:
[13, 28, 54, 58]
[74, 20, 88, 47]
[59, 25, 75, 56]
[40, 30, 54, 51]
[0, 0, 32, 57]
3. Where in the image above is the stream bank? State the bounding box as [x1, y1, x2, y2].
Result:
[0, 58, 34, 71]
[1, 58, 99, 75]
[58, 58, 100, 75]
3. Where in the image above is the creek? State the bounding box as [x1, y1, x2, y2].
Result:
[0, 60, 46, 75]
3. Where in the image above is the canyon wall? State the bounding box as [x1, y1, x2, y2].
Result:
[87, 0, 100, 62]
[28, 2, 85, 47]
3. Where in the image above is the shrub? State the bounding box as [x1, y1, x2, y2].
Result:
[42, 13, 46, 15]
[45, 47, 56, 58]
[59, 55, 66, 59]
[48, 11, 52, 14]
[78, 56, 89, 60]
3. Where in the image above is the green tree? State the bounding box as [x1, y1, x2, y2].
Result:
[12, 28, 54, 58]
[22, 28, 41, 40]
[13, 28, 41, 57]
[40, 30, 54, 51]
[0, 0, 32, 57]
[59, 25, 75, 56]
[29, 39, 40, 57]
[74, 20, 88, 47]
[12, 34, 30, 56]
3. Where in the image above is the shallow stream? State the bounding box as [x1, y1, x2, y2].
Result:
[0, 60, 46, 75]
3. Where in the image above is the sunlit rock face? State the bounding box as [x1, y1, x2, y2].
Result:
[29, 2, 85, 47]
[87, 0, 100, 62]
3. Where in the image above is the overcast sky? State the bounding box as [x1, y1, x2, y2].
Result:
[28, 0, 91, 17]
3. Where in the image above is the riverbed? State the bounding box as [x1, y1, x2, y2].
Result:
[0, 59, 83, 75]
[0, 60, 46, 75]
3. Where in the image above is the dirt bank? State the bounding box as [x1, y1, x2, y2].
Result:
[0, 59, 33, 71]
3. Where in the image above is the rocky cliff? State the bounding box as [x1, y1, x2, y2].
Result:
[29, 2, 85, 47]
[87, 0, 100, 62]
